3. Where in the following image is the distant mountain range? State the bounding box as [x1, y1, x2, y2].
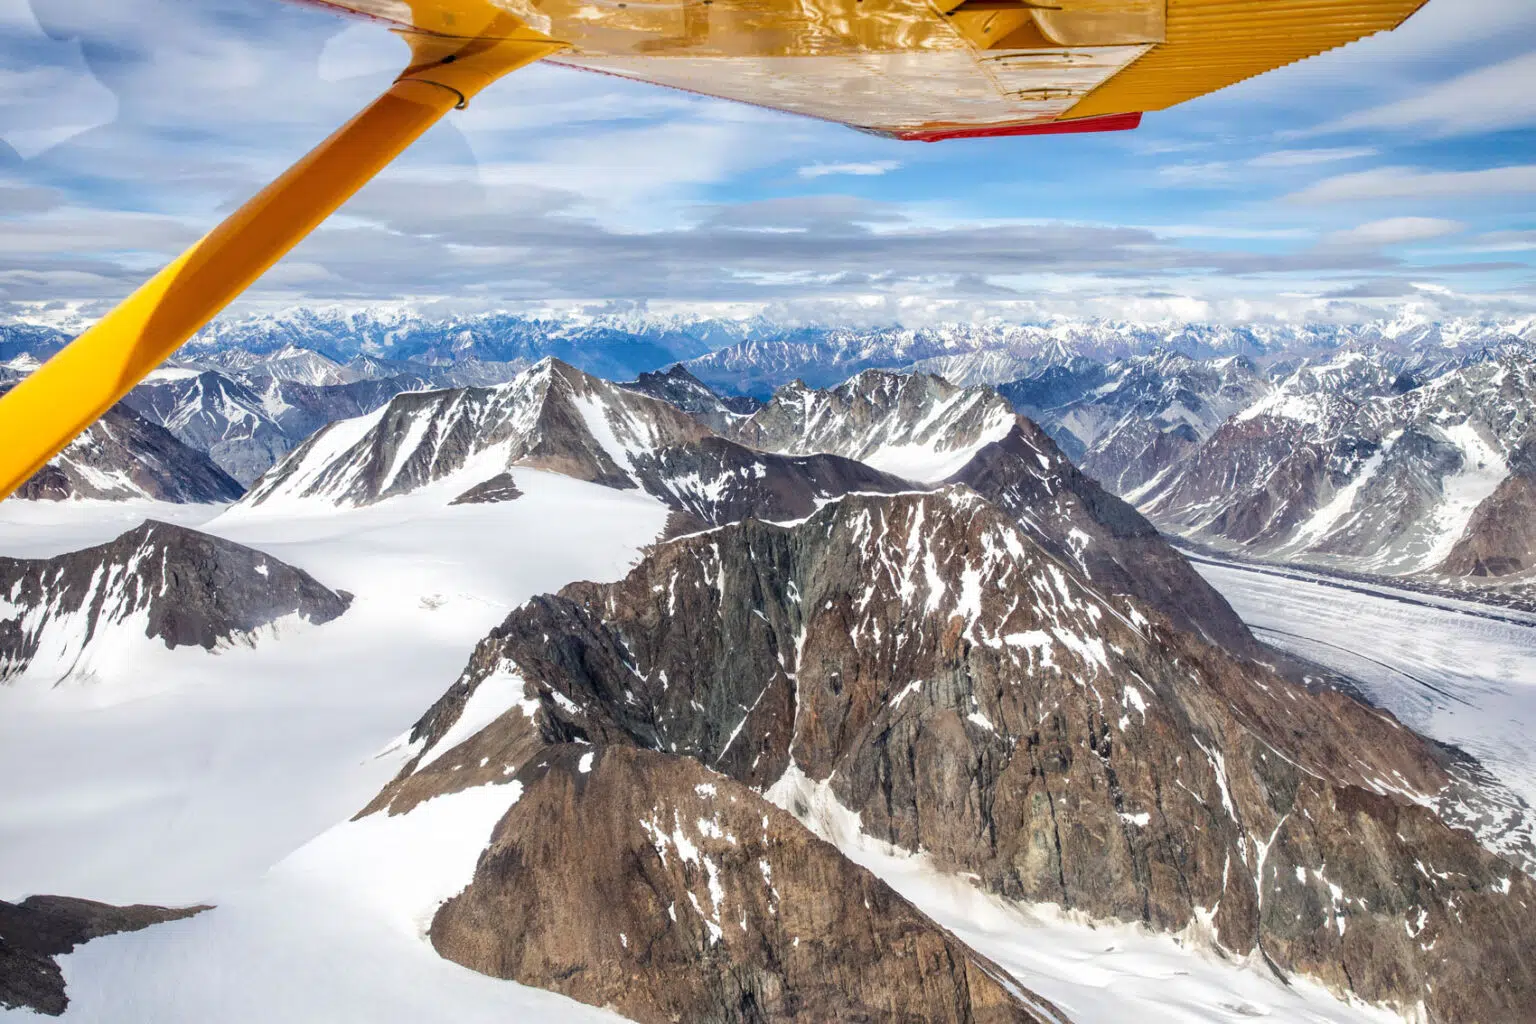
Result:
[6, 307, 1534, 396]
[5, 307, 1532, 604]
[1002, 347, 1536, 604]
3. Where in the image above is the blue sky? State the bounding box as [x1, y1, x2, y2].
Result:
[1, 0, 1533, 324]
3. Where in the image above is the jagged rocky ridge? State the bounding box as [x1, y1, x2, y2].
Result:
[241, 359, 910, 531]
[10, 402, 243, 503]
[0, 896, 205, 1016]
[0, 521, 351, 685]
[1003, 351, 1270, 495]
[730, 370, 1257, 657]
[619, 364, 761, 433]
[380, 488, 1536, 1023]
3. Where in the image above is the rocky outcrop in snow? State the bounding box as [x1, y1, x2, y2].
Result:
[0, 896, 206, 1016]
[0, 521, 350, 686]
[618, 363, 760, 433]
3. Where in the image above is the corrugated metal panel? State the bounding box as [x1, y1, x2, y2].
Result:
[1066, 0, 1431, 118]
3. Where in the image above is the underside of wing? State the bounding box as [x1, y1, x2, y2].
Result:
[303, 0, 1431, 139]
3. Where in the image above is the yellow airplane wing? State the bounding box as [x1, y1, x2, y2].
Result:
[307, 0, 1428, 140]
[0, 0, 1431, 499]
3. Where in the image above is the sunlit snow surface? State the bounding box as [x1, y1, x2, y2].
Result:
[0, 473, 669, 903]
[0, 499, 224, 558]
[1191, 553, 1536, 810]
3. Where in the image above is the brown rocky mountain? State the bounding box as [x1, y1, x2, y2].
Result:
[10, 401, 244, 504]
[0, 896, 205, 1016]
[0, 521, 351, 685]
[949, 419, 1259, 657]
[377, 488, 1536, 1024]
[430, 744, 1063, 1024]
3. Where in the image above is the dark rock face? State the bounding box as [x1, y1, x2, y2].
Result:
[995, 359, 1109, 429]
[949, 421, 1258, 656]
[714, 370, 1256, 659]
[10, 403, 243, 504]
[1311, 427, 1463, 563]
[120, 370, 293, 486]
[394, 490, 1536, 1023]
[431, 745, 1059, 1024]
[620, 364, 761, 432]
[1142, 415, 1356, 547]
[1078, 417, 1199, 496]
[0, 521, 351, 684]
[631, 437, 911, 536]
[0, 895, 205, 1015]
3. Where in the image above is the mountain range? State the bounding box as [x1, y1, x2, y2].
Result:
[1000, 348, 1536, 604]
[7, 304, 1533, 607]
[6, 307, 1535, 395]
[3, 324, 1535, 1022]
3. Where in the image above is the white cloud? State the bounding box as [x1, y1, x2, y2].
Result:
[1155, 161, 1238, 187]
[1288, 165, 1536, 203]
[1327, 52, 1536, 137]
[1324, 217, 1465, 248]
[1156, 148, 1375, 187]
[0, 1, 117, 160]
[1467, 229, 1536, 253]
[798, 161, 900, 179]
[1248, 147, 1377, 168]
[316, 22, 407, 83]
[1151, 225, 1315, 241]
